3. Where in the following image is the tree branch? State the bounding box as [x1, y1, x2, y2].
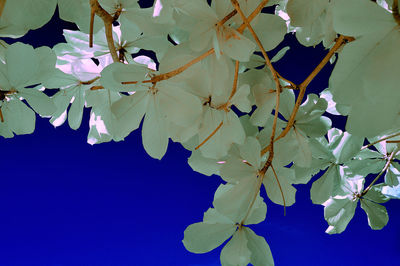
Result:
[89, 0, 119, 62]
[0, 0, 6, 19]
[0, 107, 4, 123]
[261, 35, 354, 155]
[362, 131, 400, 150]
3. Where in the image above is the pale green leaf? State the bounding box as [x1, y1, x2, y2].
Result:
[5, 42, 37, 88]
[333, 0, 395, 36]
[188, 151, 221, 177]
[310, 164, 340, 204]
[68, 88, 85, 130]
[111, 91, 149, 141]
[271, 46, 290, 63]
[360, 199, 389, 230]
[243, 227, 274, 266]
[324, 197, 357, 234]
[263, 166, 296, 206]
[252, 13, 287, 52]
[220, 230, 251, 266]
[2, 99, 35, 135]
[182, 222, 236, 254]
[18, 86, 56, 116]
[287, 0, 329, 27]
[142, 94, 169, 159]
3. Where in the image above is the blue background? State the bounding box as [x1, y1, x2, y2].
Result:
[1, 2, 400, 265]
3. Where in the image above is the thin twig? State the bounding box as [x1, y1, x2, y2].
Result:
[228, 60, 240, 101]
[89, 6, 95, 48]
[90, 86, 104, 91]
[277, 73, 297, 88]
[362, 131, 400, 150]
[217, 9, 238, 26]
[362, 148, 398, 196]
[195, 121, 224, 150]
[0, 0, 6, 19]
[271, 164, 286, 216]
[89, 0, 119, 62]
[80, 76, 100, 85]
[261, 35, 353, 155]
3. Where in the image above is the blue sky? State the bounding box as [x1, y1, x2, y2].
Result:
[1, 2, 400, 265]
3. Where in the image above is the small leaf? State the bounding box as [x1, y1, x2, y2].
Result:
[360, 199, 388, 230]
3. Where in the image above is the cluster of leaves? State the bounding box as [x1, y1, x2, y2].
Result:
[1, 0, 400, 265]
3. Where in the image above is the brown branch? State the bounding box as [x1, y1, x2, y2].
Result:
[89, 0, 119, 62]
[90, 86, 104, 91]
[195, 121, 224, 150]
[0, 107, 4, 123]
[230, 0, 286, 224]
[394, 0, 400, 25]
[271, 164, 286, 216]
[0, 0, 6, 19]
[113, 4, 123, 21]
[80, 76, 100, 85]
[89, 6, 95, 48]
[277, 73, 297, 88]
[217, 9, 238, 26]
[228, 60, 240, 101]
[231, 0, 283, 159]
[261, 35, 353, 155]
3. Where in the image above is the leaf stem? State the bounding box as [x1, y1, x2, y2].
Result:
[271, 164, 286, 216]
[362, 131, 400, 150]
